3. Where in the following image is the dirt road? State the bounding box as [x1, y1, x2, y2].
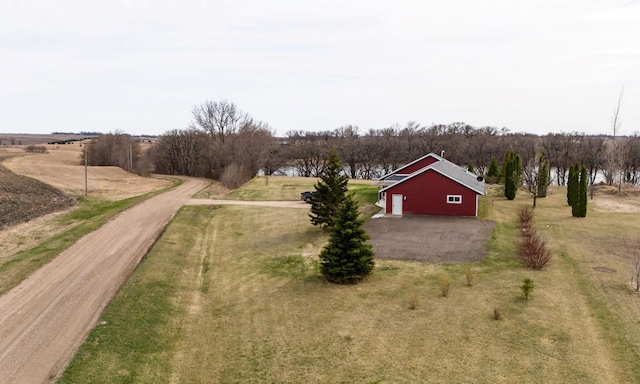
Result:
[0, 177, 208, 384]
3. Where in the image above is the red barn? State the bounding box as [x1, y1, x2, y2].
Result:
[376, 153, 485, 217]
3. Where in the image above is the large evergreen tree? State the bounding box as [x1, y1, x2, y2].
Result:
[319, 193, 375, 284]
[309, 149, 349, 229]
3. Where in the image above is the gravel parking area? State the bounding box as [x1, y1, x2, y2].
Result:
[364, 215, 496, 263]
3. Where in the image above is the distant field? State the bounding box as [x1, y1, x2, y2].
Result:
[60, 181, 640, 383]
[0, 133, 95, 146]
[1, 143, 171, 200]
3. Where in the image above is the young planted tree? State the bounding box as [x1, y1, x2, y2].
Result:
[487, 156, 499, 182]
[319, 193, 375, 284]
[309, 148, 349, 229]
[523, 153, 549, 207]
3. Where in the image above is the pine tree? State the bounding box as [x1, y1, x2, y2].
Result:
[319, 193, 375, 284]
[309, 149, 349, 229]
[536, 157, 550, 198]
[487, 156, 499, 178]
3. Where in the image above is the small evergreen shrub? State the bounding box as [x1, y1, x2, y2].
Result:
[487, 156, 499, 179]
[521, 278, 535, 300]
[493, 306, 502, 320]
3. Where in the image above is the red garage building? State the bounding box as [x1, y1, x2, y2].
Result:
[376, 153, 485, 217]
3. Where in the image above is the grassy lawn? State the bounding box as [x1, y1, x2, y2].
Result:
[60, 181, 640, 383]
[198, 175, 378, 203]
[0, 179, 181, 295]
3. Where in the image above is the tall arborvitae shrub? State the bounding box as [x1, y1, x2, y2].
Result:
[572, 165, 588, 217]
[319, 193, 375, 284]
[309, 148, 349, 230]
[567, 163, 578, 207]
[536, 157, 550, 198]
[503, 151, 521, 200]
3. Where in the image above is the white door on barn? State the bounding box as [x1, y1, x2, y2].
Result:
[392, 194, 403, 215]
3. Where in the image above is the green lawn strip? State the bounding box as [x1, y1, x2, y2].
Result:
[223, 176, 318, 201]
[199, 176, 380, 206]
[0, 179, 181, 295]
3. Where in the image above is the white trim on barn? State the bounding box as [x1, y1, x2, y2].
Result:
[447, 195, 462, 204]
[377, 153, 444, 181]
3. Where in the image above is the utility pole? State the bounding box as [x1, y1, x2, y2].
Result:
[84, 142, 88, 196]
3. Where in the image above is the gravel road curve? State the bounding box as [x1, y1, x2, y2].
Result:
[0, 177, 207, 384]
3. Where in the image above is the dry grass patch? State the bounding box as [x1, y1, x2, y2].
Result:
[2, 145, 171, 200]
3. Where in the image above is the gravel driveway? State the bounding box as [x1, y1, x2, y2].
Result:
[364, 215, 496, 263]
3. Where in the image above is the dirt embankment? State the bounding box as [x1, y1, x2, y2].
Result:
[0, 160, 75, 230]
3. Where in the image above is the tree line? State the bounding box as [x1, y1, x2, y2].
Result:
[84, 99, 639, 189]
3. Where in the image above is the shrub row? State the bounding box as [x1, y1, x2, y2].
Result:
[516, 206, 552, 269]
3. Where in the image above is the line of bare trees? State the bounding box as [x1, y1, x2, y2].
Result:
[86, 100, 638, 190]
[151, 111, 640, 188]
[281, 124, 640, 188]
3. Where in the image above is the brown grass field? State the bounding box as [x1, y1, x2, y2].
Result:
[58, 178, 640, 383]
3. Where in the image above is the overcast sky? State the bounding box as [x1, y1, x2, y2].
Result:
[1, 0, 639, 136]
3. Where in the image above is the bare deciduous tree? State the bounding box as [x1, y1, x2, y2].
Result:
[191, 99, 248, 143]
[604, 87, 625, 190]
